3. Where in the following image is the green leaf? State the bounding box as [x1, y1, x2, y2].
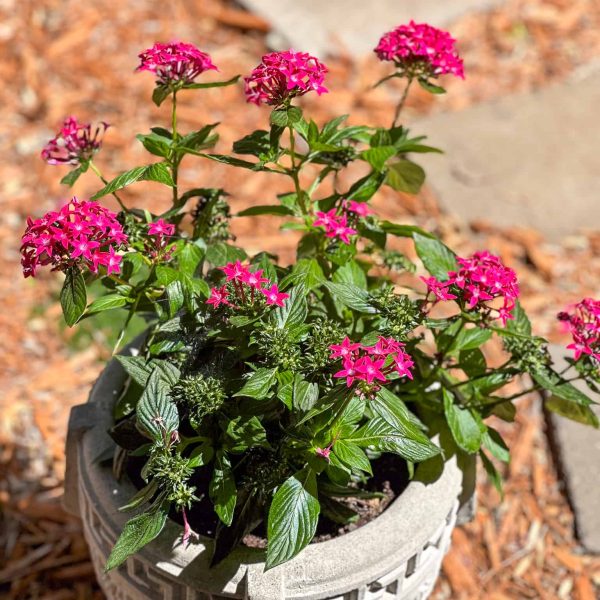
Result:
[210, 452, 237, 527]
[325, 282, 376, 314]
[203, 154, 264, 170]
[385, 160, 425, 194]
[371, 387, 428, 432]
[91, 163, 174, 199]
[105, 508, 168, 571]
[60, 163, 88, 187]
[379, 221, 435, 239]
[233, 130, 270, 156]
[293, 375, 319, 412]
[482, 428, 510, 463]
[418, 78, 446, 94]
[175, 243, 204, 276]
[87, 293, 129, 315]
[119, 481, 159, 512]
[136, 132, 172, 158]
[349, 417, 440, 462]
[443, 388, 484, 454]
[60, 267, 87, 326]
[115, 356, 153, 387]
[479, 450, 503, 498]
[266, 468, 320, 570]
[413, 232, 458, 280]
[273, 286, 308, 328]
[152, 85, 171, 106]
[453, 327, 493, 352]
[237, 205, 294, 217]
[460, 348, 487, 377]
[333, 440, 372, 475]
[225, 416, 270, 453]
[505, 300, 532, 336]
[205, 242, 247, 267]
[183, 75, 240, 90]
[233, 367, 278, 400]
[360, 146, 396, 172]
[332, 260, 367, 289]
[346, 171, 386, 201]
[178, 123, 220, 152]
[319, 496, 359, 525]
[545, 395, 599, 427]
[270, 109, 289, 127]
[136, 368, 179, 441]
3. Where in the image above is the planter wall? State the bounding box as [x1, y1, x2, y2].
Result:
[65, 354, 466, 600]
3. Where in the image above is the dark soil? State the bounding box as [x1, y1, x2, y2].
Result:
[126, 451, 410, 548]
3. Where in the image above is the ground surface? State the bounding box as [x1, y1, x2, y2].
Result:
[1, 1, 599, 598]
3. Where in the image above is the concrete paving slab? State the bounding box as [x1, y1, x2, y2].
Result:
[238, 0, 501, 57]
[413, 71, 600, 241]
[547, 346, 600, 553]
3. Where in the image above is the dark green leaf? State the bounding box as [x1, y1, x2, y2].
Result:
[332, 260, 367, 289]
[360, 146, 396, 172]
[136, 369, 179, 441]
[333, 440, 372, 475]
[233, 367, 278, 400]
[152, 85, 170, 107]
[183, 75, 240, 89]
[225, 416, 270, 453]
[209, 452, 237, 526]
[479, 450, 503, 498]
[205, 242, 247, 267]
[418, 78, 446, 94]
[505, 300, 532, 336]
[325, 282, 376, 314]
[60, 267, 86, 326]
[105, 508, 168, 570]
[346, 171, 386, 201]
[91, 163, 174, 199]
[379, 221, 435, 239]
[482, 427, 510, 463]
[136, 132, 172, 157]
[385, 160, 425, 194]
[237, 205, 294, 217]
[413, 232, 458, 280]
[443, 388, 484, 453]
[453, 327, 493, 352]
[266, 468, 320, 570]
[293, 375, 319, 412]
[348, 417, 440, 462]
[87, 293, 129, 315]
[60, 163, 88, 187]
[273, 286, 308, 328]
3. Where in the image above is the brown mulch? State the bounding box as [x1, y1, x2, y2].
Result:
[1, 0, 599, 598]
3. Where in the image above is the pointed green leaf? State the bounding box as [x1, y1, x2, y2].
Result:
[210, 452, 237, 526]
[60, 267, 87, 326]
[413, 232, 458, 280]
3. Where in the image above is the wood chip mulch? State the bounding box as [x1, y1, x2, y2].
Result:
[1, 0, 599, 598]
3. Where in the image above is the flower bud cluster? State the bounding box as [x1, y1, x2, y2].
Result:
[171, 373, 226, 429]
[42, 116, 108, 166]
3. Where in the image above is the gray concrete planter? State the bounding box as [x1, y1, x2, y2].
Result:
[65, 353, 467, 600]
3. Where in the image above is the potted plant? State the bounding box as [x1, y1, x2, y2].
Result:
[22, 24, 599, 600]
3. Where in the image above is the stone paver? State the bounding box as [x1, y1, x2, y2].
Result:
[413, 70, 600, 241]
[547, 346, 600, 553]
[238, 0, 501, 57]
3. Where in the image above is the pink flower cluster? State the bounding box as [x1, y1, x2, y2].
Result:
[313, 208, 359, 245]
[330, 336, 414, 389]
[374, 21, 464, 79]
[207, 261, 289, 309]
[42, 117, 108, 166]
[21, 198, 127, 278]
[557, 298, 600, 361]
[146, 219, 176, 260]
[137, 42, 217, 85]
[244, 50, 328, 106]
[421, 251, 520, 325]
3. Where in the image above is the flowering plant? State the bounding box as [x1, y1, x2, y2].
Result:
[25, 27, 598, 573]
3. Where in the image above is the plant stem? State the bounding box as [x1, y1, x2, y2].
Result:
[288, 125, 306, 214]
[392, 77, 413, 128]
[171, 90, 179, 207]
[89, 160, 128, 212]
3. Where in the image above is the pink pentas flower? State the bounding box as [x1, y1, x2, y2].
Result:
[557, 298, 600, 362]
[241, 268, 269, 289]
[313, 209, 338, 229]
[423, 251, 519, 325]
[261, 284, 289, 307]
[374, 21, 464, 80]
[147, 219, 175, 237]
[206, 286, 230, 308]
[136, 42, 217, 85]
[20, 198, 127, 278]
[343, 200, 374, 217]
[330, 336, 414, 388]
[315, 446, 331, 460]
[313, 211, 357, 245]
[220, 260, 249, 282]
[42, 117, 108, 166]
[244, 49, 328, 106]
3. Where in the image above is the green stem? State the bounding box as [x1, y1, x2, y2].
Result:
[392, 77, 413, 128]
[288, 125, 306, 214]
[89, 160, 128, 212]
[171, 90, 179, 207]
